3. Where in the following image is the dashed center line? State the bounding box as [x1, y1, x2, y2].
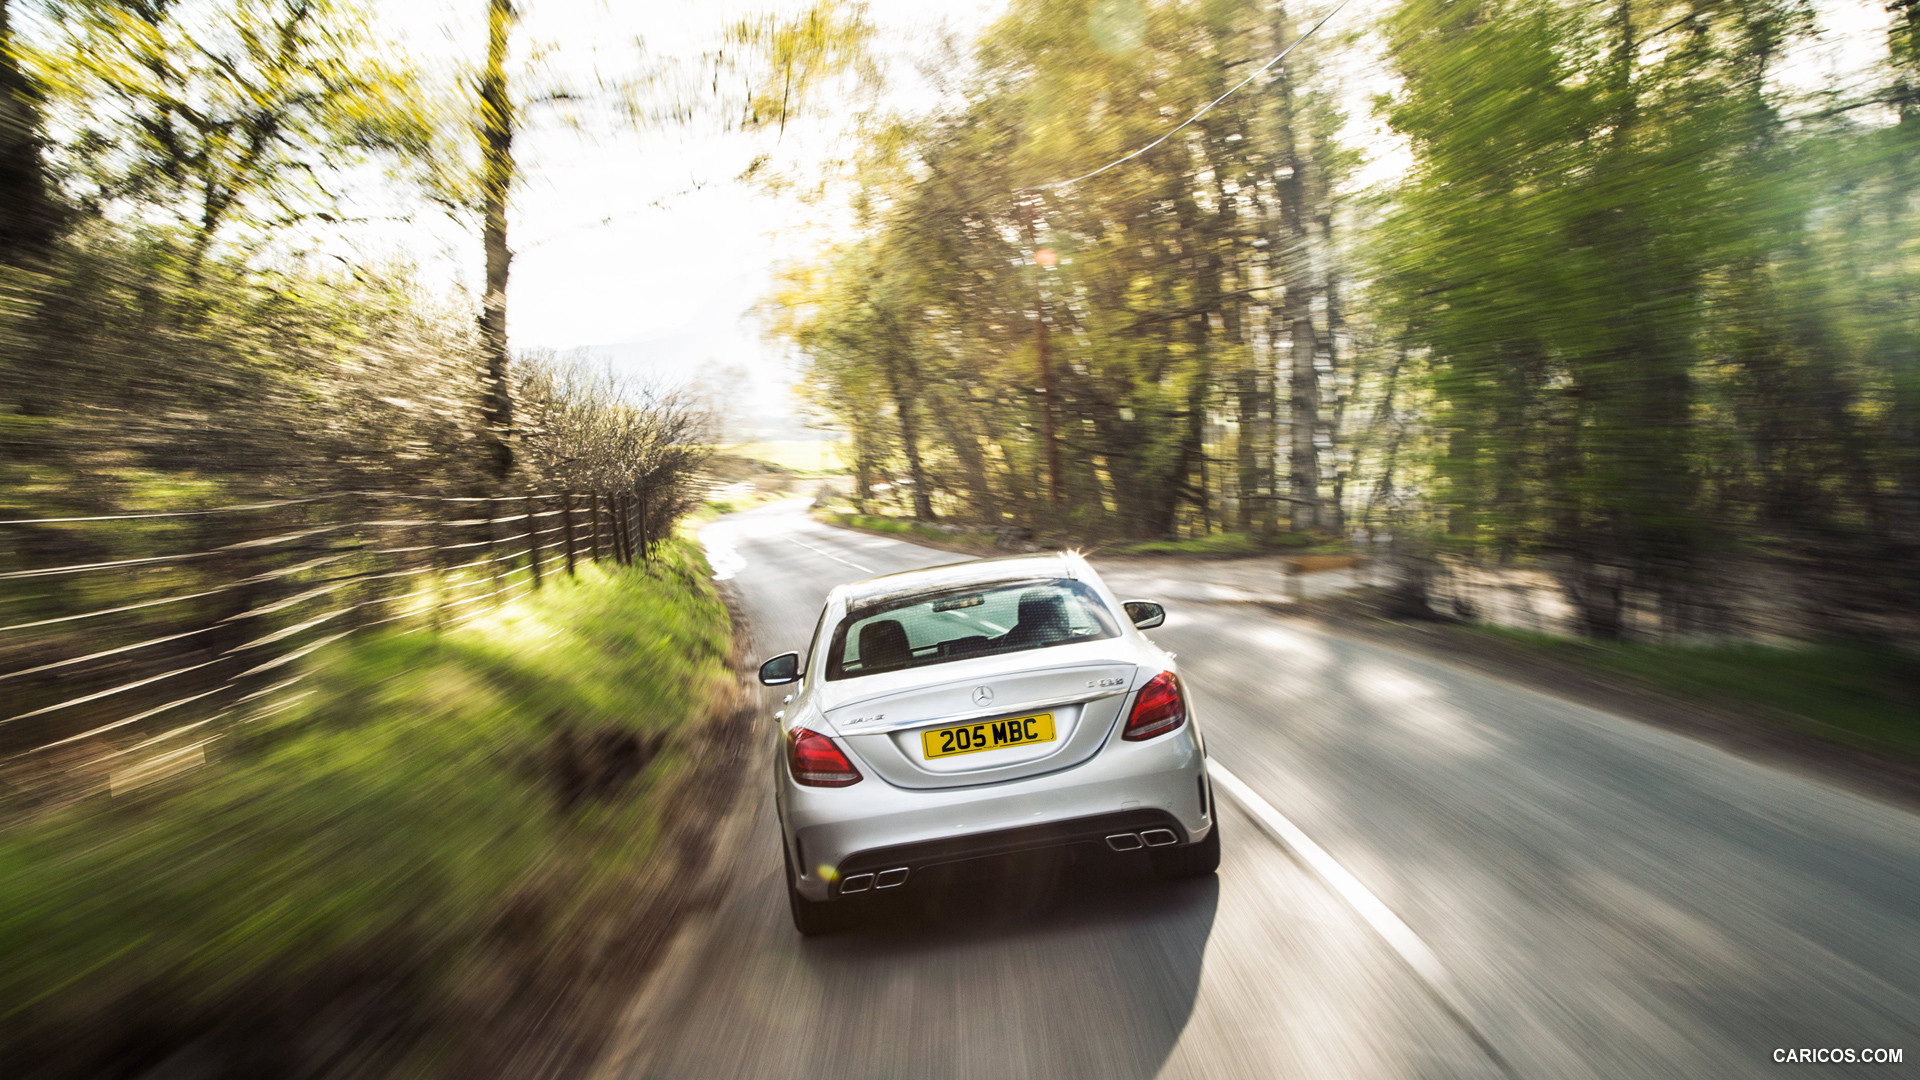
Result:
[785, 534, 874, 574]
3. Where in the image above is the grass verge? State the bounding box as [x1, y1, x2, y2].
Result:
[1117, 531, 1330, 557]
[0, 539, 740, 1079]
[1465, 626, 1920, 759]
[813, 509, 1351, 564]
[1300, 596, 1920, 807]
[813, 509, 1008, 554]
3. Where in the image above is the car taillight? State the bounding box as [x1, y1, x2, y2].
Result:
[788, 727, 863, 787]
[1122, 671, 1186, 741]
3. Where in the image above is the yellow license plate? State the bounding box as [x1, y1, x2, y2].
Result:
[921, 712, 1057, 760]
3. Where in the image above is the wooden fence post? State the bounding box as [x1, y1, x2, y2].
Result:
[525, 494, 543, 590]
[625, 492, 640, 564]
[561, 493, 577, 576]
[638, 490, 650, 563]
[485, 498, 501, 587]
[612, 493, 630, 564]
[589, 493, 602, 563]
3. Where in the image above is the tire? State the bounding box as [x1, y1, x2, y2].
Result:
[1150, 819, 1221, 880]
[784, 843, 840, 936]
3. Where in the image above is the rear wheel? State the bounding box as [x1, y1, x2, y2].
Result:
[784, 844, 840, 936]
[1150, 819, 1221, 880]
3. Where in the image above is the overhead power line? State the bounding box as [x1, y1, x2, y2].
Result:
[1030, 0, 1350, 192]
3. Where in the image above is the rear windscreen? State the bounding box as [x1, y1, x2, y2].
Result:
[824, 578, 1120, 681]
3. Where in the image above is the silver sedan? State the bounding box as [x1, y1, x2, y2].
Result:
[757, 551, 1219, 935]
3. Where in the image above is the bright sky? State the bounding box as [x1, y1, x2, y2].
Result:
[360, 0, 1000, 439]
[359, 0, 1889, 439]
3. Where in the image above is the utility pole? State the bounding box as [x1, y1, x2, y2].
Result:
[1022, 194, 1063, 507]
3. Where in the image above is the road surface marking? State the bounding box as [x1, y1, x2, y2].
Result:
[701, 526, 746, 581]
[1210, 761, 1518, 1078]
[786, 534, 874, 573]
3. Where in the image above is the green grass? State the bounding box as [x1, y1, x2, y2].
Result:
[816, 510, 1002, 551]
[831, 511, 923, 537]
[1118, 531, 1318, 556]
[1470, 626, 1920, 757]
[0, 541, 732, 1061]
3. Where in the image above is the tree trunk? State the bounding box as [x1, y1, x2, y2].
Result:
[882, 354, 935, 520]
[1022, 197, 1063, 507]
[1236, 365, 1261, 533]
[478, 0, 516, 482]
[1316, 164, 1344, 535]
[932, 390, 996, 522]
[1885, 9, 1920, 545]
[1270, 2, 1319, 532]
[852, 437, 875, 513]
[1164, 171, 1220, 538]
[0, 0, 55, 268]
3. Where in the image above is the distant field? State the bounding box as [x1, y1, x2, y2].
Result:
[722, 439, 846, 474]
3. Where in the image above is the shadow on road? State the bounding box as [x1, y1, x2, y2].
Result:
[790, 849, 1221, 1080]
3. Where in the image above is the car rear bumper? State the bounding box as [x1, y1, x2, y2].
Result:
[830, 808, 1191, 897]
[780, 725, 1210, 901]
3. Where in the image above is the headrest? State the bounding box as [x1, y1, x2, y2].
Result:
[1017, 591, 1069, 629]
[857, 618, 912, 670]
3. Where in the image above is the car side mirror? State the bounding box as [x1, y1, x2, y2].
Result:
[1123, 600, 1165, 630]
[758, 651, 801, 686]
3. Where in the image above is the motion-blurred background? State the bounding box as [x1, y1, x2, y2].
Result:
[0, 0, 1914, 1076]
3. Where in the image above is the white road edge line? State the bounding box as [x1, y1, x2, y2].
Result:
[1209, 761, 1518, 1078]
[1209, 762, 1449, 984]
[785, 534, 874, 574]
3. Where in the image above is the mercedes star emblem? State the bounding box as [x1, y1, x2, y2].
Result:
[971, 685, 994, 707]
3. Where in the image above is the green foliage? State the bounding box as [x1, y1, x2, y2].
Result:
[778, 0, 1351, 540]
[26, 0, 435, 260]
[0, 224, 499, 498]
[626, 0, 877, 135]
[0, 544, 730, 1036]
[782, 0, 1919, 639]
[725, 0, 877, 134]
[1375, 0, 1919, 635]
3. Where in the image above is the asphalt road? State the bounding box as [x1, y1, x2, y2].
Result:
[607, 500, 1920, 1080]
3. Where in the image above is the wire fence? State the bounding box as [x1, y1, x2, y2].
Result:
[0, 488, 669, 815]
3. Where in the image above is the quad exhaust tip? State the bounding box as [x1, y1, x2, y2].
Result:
[838, 867, 908, 895]
[1107, 830, 1180, 852]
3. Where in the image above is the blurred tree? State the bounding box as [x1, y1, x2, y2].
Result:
[776, 0, 1914, 639]
[461, 0, 873, 484]
[772, 242, 938, 518]
[1374, 0, 1920, 637]
[776, 0, 1352, 542]
[34, 0, 431, 274]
